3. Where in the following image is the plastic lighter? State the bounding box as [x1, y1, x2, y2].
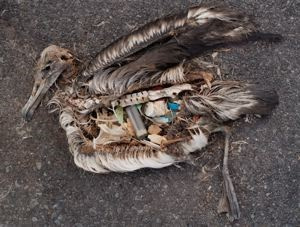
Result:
[125, 105, 148, 139]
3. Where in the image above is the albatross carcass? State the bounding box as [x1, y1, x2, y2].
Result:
[21, 5, 282, 220]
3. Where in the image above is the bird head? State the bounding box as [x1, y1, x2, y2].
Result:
[22, 45, 78, 121]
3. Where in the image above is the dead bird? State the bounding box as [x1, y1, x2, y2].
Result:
[21, 5, 282, 221]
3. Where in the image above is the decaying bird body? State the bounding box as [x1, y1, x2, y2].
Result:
[22, 5, 282, 220]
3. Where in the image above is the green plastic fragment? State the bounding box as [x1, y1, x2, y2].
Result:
[136, 104, 143, 112]
[114, 106, 124, 124]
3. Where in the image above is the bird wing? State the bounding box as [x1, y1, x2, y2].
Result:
[82, 5, 281, 96]
[82, 5, 256, 78]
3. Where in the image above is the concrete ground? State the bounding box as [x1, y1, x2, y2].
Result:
[0, 0, 299, 225]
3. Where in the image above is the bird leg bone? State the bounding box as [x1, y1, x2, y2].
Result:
[214, 126, 241, 221]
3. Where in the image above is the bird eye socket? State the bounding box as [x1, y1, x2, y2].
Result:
[60, 55, 68, 61]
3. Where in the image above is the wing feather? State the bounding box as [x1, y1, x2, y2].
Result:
[82, 5, 255, 78]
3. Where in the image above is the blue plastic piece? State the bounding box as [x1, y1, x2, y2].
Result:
[154, 116, 171, 124]
[167, 102, 180, 111]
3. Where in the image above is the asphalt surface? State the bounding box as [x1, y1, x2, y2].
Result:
[0, 0, 299, 225]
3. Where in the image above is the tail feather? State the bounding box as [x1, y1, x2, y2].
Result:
[184, 81, 278, 122]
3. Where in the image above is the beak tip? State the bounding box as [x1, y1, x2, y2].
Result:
[21, 106, 33, 122]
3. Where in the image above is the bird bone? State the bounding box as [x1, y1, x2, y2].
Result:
[111, 83, 193, 108]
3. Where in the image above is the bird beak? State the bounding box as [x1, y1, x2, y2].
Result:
[21, 62, 67, 121]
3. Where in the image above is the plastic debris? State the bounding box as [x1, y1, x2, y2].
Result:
[124, 120, 136, 137]
[148, 124, 162, 135]
[114, 106, 124, 124]
[144, 100, 169, 117]
[167, 102, 180, 111]
[153, 116, 171, 124]
[125, 105, 148, 139]
[148, 134, 167, 145]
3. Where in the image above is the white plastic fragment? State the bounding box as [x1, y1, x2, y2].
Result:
[148, 124, 162, 134]
[144, 100, 169, 117]
[153, 116, 170, 124]
[148, 134, 167, 145]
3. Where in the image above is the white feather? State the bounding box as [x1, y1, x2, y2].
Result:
[73, 149, 176, 173]
[59, 109, 177, 173]
[181, 128, 208, 153]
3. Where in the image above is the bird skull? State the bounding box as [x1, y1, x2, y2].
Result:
[22, 45, 77, 121]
